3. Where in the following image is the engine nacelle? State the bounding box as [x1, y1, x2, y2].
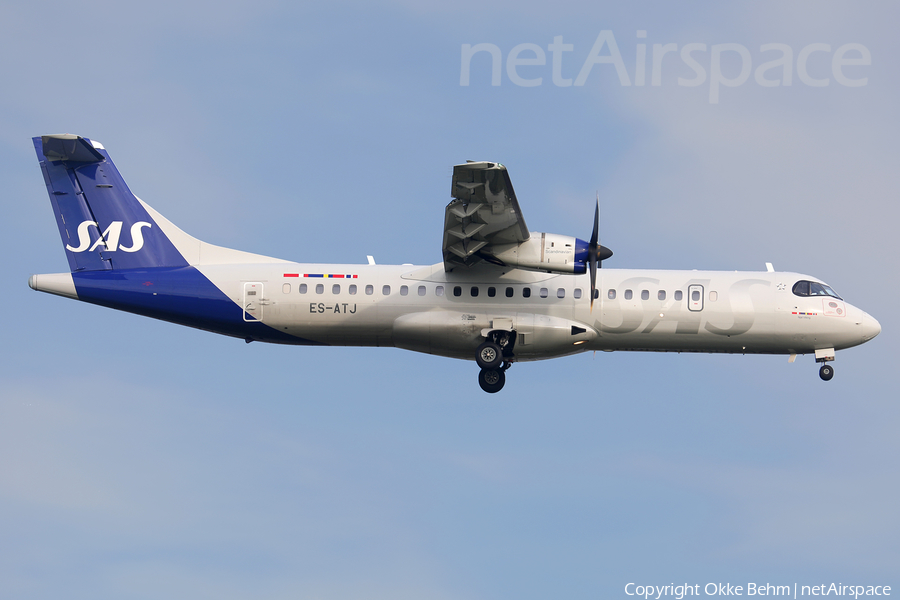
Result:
[491, 232, 588, 274]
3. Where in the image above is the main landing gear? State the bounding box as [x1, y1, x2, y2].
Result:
[819, 363, 834, 381]
[478, 362, 512, 393]
[475, 331, 516, 393]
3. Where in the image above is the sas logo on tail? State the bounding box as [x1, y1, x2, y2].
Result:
[66, 220, 152, 253]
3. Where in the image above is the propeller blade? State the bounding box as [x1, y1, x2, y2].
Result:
[582, 194, 612, 311]
[589, 199, 599, 311]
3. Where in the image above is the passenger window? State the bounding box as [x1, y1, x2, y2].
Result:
[557, 288, 565, 299]
[316, 284, 324, 294]
[332, 284, 340, 294]
[436, 285, 444, 296]
[470, 286, 479, 297]
[692, 290, 700, 302]
[658, 290, 666, 301]
[594, 289, 599, 299]
[365, 284, 374, 295]
[349, 284, 357, 295]
[624, 289, 633, 300]
[299, 283, 308, 294]
[709, 291, 718, 302]
[523, 287, 531, 298]
[382, 285, 391, 295]
[488, 287, 496, 297]
[540, 288, 548, 298]
[283, 283, 291, 294]
[674, 290, 683, 301]
[574, 288, 582, 299]
[641, 290, 649, 300]
[418, 285, 426, 296]
[506, 287, 514, 297]
[453, 286, 462, 297]
[400, 285, 408, 296]
[608, 289, 616, 300]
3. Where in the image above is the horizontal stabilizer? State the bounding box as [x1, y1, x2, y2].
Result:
[41, 134, 104, 163]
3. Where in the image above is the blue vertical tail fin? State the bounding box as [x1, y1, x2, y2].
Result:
[34, 134, 188, 272]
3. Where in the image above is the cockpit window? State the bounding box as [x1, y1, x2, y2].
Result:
[792, 280, 842, 300]
[811, 282, 841, 299]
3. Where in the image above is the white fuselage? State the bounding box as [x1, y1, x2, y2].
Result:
[195, 261, 880, 361]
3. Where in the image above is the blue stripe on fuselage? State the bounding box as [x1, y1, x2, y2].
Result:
[72, 267, 321, 345]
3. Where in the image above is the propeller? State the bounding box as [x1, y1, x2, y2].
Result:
[588, 195, 613, 311]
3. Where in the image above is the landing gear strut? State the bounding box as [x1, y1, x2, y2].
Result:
[478, 362, 512, 393]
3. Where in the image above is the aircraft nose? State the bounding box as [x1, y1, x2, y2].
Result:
[861, 312, 881, 342]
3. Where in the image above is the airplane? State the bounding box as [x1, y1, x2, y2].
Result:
[28, 134, 881, 393]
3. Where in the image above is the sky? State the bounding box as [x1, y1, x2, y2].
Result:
[1, 1, 898, 599]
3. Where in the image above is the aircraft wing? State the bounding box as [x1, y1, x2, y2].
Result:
[442, 161, 530, 271]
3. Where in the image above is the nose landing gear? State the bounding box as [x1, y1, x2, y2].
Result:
[815, 347, 836, 382]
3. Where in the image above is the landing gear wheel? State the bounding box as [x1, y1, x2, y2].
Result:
[819, 364, 834, 381]
[476, 341, 503, 369]
[478, 368, 506, 393]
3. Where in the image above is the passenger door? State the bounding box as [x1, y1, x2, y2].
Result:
[688, 284, 704, 312]
[243, 282, 264, 321]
